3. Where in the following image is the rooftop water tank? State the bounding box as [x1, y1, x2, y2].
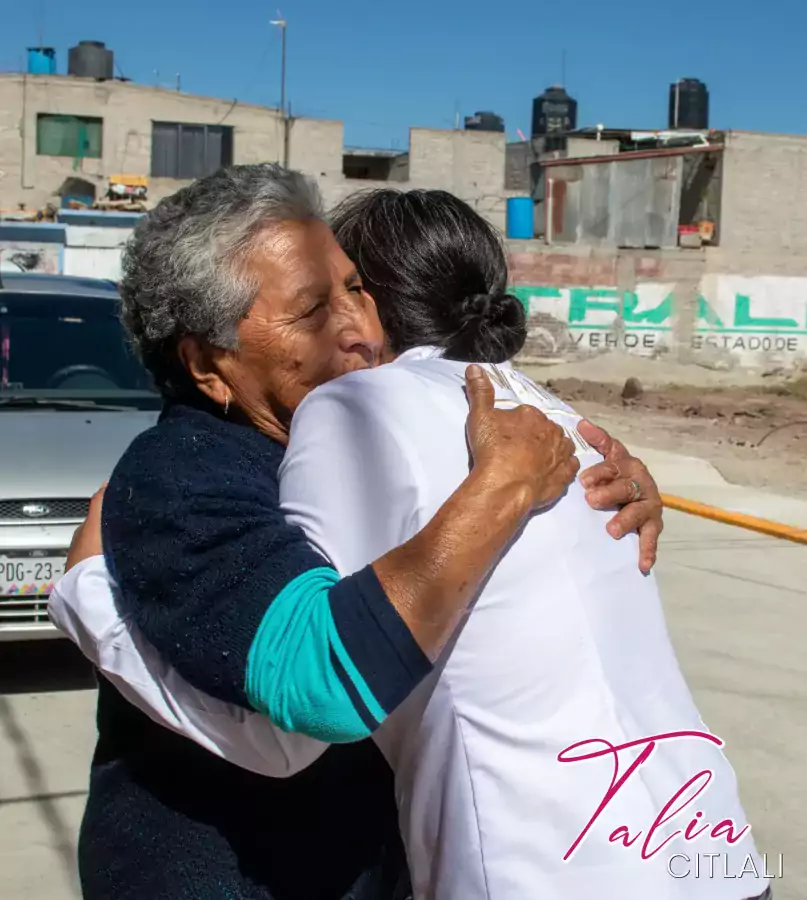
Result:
[669, 78, 709, 130]
[531, 85, 577, 137]
[464, 111, 505, 133]
[68, 41, 114, 80]
[27, 47, 57, 75]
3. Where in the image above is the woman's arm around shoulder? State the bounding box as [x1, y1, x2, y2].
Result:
[49, 548, 328, 777]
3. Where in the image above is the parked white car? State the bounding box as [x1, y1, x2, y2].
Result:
[0, 272, 160, 640]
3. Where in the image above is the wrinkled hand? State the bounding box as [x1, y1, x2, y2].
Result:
[577, 421, 664, 574]
[66, 484, 106, 572]
[465, 365, 580, 510]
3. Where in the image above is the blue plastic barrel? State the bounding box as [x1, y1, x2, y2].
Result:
[506, 197, 534, 239]
[27, 48, 57, 76]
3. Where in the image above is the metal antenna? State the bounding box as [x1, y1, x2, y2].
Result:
[270, 13, 289, 166]
[270, 13, 288, 116]
[36, 0, 45, 48]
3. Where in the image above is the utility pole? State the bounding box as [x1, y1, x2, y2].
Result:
[271, 16, 288, 166]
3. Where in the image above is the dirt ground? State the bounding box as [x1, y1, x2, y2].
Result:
[519, 358, 807, 499]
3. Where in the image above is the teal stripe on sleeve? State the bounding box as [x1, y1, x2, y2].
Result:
[245, 567, 379, 742]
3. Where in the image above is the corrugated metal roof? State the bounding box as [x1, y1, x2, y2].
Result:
[541, 143, 723, 168]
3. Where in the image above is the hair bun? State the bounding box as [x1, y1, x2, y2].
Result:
[460, 293, 493, 323]
[446, 290, 526, 364]
[460, 291, 522, 327]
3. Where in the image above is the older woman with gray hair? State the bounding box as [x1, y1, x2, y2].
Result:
[59, 164, 663, 900]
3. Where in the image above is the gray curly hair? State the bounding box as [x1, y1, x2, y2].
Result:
[119, 163, 323, 396]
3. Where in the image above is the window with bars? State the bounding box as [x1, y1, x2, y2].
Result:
[36, 114, 103, 159]
[151, 122, 234, 179]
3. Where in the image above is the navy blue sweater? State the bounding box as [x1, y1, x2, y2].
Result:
[81, 679, 410, 900]
[103, 402, 430, 739]
[81, 401, 424, 900]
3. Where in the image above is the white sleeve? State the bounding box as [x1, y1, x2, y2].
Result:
[279, 373, 425, 576]
[47, 556, 328, 777]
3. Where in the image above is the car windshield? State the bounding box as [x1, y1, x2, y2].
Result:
[0, 291, 161, 410]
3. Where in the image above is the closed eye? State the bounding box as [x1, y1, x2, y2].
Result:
[298, 300, 328, 320]
[344, 268, 364, 295]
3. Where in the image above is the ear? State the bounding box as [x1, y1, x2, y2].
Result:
[177, 336, 230, 408]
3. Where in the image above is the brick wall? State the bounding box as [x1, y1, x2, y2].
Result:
[316, 127, 510, 231]
[0, 75, 286, 210]
[720, 130, 807, 254]
[510, 248, 621, 287]
[508, 243, 807, 370]
[289, 117, 345, 183]
[0, 75, 510, 230]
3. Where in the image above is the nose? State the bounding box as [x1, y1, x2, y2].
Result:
[343, 333, 383, 367]
[335, 290, 384, 367]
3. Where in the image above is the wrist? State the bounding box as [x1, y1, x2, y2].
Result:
[468, 465, 533, 524]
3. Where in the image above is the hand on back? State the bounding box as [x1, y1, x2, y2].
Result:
[465, 365, 580, 511]
[463, 366, 663, 572]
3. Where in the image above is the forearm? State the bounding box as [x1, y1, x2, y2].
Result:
[245, 472, 529, 740]
[372, 466, 533, 658]
[49, 557, 329, 777]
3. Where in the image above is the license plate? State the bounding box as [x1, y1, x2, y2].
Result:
[0, 551, 66, 597]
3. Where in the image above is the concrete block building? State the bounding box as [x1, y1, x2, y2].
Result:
[4, 55, 807, 373]
[0, 73, 511, 229]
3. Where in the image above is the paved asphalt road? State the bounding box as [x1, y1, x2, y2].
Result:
[1, 509, 805, 900]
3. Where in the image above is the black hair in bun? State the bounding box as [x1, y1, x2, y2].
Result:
[443, 292, 526, 363]
[330, 189, 528, 363]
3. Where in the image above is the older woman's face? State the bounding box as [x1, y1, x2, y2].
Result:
[218, 219, 383, 439]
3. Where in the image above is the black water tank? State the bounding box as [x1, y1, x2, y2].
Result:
[669, 79, 709, 130]
[464, 111, 505, 133]
[531, 85, 577, 138]
[68, 41, 114, 80]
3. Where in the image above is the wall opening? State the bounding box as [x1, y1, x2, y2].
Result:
[342, 149, 409, 182]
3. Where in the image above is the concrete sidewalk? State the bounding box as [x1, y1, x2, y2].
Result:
[645, 450, 807, 900]
[0, 688, 93, 899]
[634, 445, 807, 530]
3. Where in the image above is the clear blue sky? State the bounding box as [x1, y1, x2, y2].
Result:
[3, 0, 806, 149]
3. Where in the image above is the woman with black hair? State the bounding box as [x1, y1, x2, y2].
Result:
[331, 189, 528, 367]
[288, 190, 763, 900]
[52, 187, 764, 900]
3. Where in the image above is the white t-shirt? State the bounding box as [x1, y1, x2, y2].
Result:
[49, 347, 766, 900]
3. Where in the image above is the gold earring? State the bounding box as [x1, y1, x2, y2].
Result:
[224, 393, 230, 415]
